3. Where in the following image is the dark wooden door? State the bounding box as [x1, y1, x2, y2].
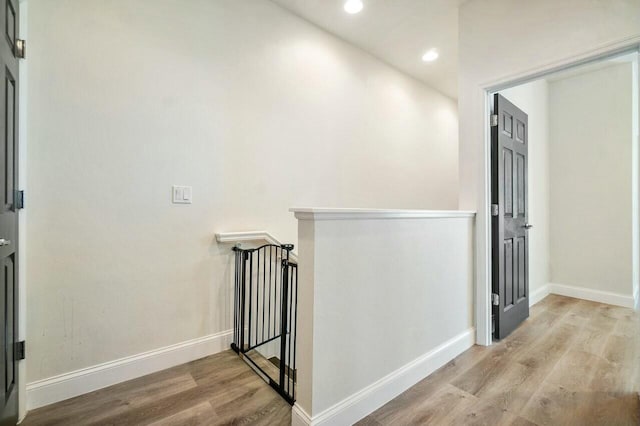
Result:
[491, 93, 530, 340]
[0, 0, 19, 424]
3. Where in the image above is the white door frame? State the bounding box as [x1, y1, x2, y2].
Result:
[476, 39, 640, 346]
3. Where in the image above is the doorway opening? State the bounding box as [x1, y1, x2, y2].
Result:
[487, 50, 639, 340]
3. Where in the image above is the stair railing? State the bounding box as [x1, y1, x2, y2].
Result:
[231, 243, 298, 404]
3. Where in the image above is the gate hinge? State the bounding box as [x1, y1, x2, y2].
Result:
[15, 39, 25, 59]
[15, 340, 25, 360]
[492, 293, 499, 306]
[490, 114, 498, 127]
[491, 204, 498, 216]
[16, 190, 24, 209]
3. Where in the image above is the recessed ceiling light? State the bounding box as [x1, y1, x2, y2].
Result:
[422, 49, 439, 62]
[344, 0, 363, 14]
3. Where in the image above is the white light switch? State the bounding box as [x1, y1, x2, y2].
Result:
[182, 186, 192, 201]
[172, 185, 192, 204]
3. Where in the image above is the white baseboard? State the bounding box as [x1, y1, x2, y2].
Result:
[26, 329, 233, 411]
[529, 284, 550, 307]
[291, 327, 475, 426]
[292, 404, 313, 426]
[548, 283, 635, 308]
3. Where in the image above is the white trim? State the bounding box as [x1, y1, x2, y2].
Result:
[17, 0, 28, 421]
[475, 93, 493, 347]
[477, 38, 640, 347]
[289, 208, 476, 221]
[482, 36, 640, 91]
[529, 284, 550, 307]
[290, 328, 475, 426]
[26, 329, 233, 411]
[215, 230, 297, 261]
[631, 50, 640, 318]
[634, 286, 639, 310]
[548, 283, 635, 309]
[216, 231, 282, 245]
[291, 404, 313, 426]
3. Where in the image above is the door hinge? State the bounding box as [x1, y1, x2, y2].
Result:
[491, 204, 499, 216]
[16, 190, 24, 209]
[492, 293, 499, 306]
[15, 341, 25, 360]
[490, 114, 498, 127]
[15, 39, 25, 59]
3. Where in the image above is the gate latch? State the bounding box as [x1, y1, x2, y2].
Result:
[492, 293, 499, 306]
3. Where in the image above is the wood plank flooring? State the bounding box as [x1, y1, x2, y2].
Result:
[22, 350, 291, 426]
[23, 295, 639, 425]
[358, 295, 640, 426]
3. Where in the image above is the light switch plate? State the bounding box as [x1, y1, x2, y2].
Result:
[172, 185, 192, 204]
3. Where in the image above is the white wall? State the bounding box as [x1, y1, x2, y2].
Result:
[548, 63, 634, 296]
[292, 210, 475, 425]
[458, 0, 640, 345]
[634, 55, 640, 308]
[25, 0, 459, 390]
[499, 80, 550, 299]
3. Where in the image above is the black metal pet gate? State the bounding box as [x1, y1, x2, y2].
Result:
[231, 243, 298, 404]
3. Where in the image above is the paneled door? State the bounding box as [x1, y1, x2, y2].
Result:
[0, 0, 19, 424]
[491, 94, 531, 340]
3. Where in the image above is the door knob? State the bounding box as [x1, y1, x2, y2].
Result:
[523, 223, 533, 229]
[0, 239, 11, 246]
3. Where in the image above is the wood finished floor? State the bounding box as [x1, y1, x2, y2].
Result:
[358, 295, 640, 426]
[22, 350, 292, 426]
[23, 295, 640, 425]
